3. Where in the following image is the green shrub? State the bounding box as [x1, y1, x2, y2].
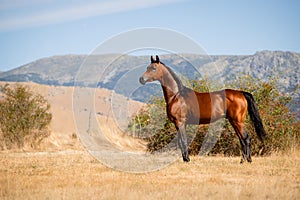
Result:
[129, 75, 299, 156]
[0, 84, 52, 149]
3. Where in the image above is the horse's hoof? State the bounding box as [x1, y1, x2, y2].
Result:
[183, 157, 190, 162]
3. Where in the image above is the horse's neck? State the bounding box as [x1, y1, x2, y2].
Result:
[161, 70, 180, 104]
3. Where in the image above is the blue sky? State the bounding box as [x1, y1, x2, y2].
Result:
[0, 0, 299, 71]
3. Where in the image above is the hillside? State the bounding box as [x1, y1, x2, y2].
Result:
[0, 51, 299, 102]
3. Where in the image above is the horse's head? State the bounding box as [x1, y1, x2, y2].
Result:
[139, 55, 164, 85]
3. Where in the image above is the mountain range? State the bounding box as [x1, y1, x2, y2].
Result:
[0, 51, 299, 105]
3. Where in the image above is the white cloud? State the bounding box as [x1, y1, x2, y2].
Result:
[0, 0, 185, 31]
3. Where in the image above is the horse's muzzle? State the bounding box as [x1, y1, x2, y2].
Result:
[139, 76, 146, 85]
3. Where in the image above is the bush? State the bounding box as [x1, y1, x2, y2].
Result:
[128, 75, 299, 156]
[0, 84, 52, 149]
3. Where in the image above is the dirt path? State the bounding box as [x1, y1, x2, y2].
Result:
[1, 150, 299, 200]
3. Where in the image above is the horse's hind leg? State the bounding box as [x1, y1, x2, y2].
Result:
[229, 120, 252, 163]
[239, 131, 252, 163]
[244, 131, 252, 163]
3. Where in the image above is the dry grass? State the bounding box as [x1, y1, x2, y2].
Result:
[0, 150, 299, 200]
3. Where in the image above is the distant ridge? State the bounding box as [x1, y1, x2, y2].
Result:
[0, 51, 299, 97]
[0, 54, 87, 86]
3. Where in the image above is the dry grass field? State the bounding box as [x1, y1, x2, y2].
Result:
[0, 150, 299, 200]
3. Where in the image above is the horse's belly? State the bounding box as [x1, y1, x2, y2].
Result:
[187, 116, 210, 124]
[187, 112, 225, 125]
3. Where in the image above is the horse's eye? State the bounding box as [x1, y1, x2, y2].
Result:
[152, 67, 156, 72]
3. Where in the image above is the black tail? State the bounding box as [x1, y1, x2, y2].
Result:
[243, 91, 266, 142]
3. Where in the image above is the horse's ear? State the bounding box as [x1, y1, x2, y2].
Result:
[151, 56, 155, 63]
[156, 55, 160, 63]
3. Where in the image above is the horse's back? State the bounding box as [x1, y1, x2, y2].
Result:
[184, 88, 224, 124]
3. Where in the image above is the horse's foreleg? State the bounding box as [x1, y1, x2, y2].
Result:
[176, 124, 190, 162]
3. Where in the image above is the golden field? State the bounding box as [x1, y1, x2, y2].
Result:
[0, 150, 299, 199]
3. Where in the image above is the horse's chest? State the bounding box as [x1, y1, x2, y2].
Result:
[166, 100, 187, 122]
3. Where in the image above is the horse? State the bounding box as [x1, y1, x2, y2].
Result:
[139, 55, 266, 163]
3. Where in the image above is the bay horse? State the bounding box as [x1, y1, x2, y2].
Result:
[139, 55, 266, 163]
